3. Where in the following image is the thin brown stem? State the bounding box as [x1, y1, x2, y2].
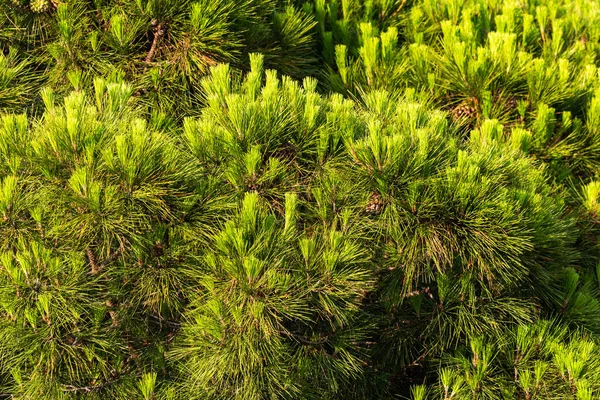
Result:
[86, 247, 99, 274]
[88, 247, 121, 274]
[145, 21, 165, 64]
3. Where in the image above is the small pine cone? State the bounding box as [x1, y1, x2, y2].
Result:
[151, 242, 164, 257]
[29, 0, 50, 13]
[450, 104, 464, 121]
[365, 192, 383, 214]
[451, 101, 477, 122]
[505, 97, 517, 110]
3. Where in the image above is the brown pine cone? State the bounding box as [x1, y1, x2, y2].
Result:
[450, 101, 477, 122]
[365, 192, 384, 214]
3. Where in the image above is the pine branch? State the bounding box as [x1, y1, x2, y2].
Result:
[145, 20, 166, 64]
[61, 371, 142, 393]
[387, 0, 408, 20]
[87, 248, 122, 274]
[280, 330, 333, 345]
[86, 247, 99, 274]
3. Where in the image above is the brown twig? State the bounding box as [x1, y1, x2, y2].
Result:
[388, 0, 408, 20]
[145, 19, 165, 64]
[62, 370, 142, 393]
[86, 247, 99, 274]
[88, 247, 122, 274]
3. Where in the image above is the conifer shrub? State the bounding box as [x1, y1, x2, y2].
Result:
[1, 0, 600, 399]
[0, 0, 318, 115]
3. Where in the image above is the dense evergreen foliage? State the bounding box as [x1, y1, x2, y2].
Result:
[1, 0, 600, 398]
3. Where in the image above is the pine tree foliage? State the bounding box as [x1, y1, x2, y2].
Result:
[413, 320, 600, 399]
[171, 192, 373, 399]
[0, 50, 39, 113]
[1, 0, 600, 399]
[0, 0, 319, 115]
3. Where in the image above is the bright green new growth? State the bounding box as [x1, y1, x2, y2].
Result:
[0, 0, 600, 399]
